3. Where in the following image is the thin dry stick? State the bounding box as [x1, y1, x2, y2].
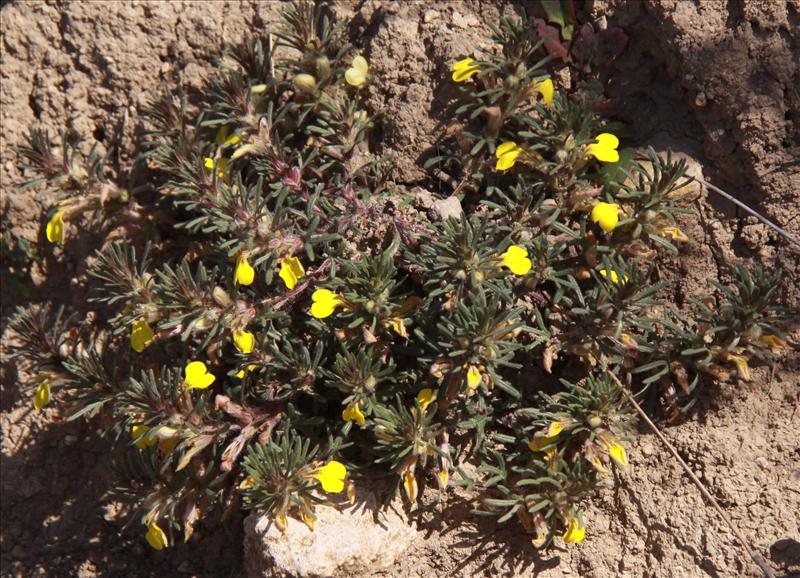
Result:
[605, 369, 776, 578]
[694, 176, 800, 250]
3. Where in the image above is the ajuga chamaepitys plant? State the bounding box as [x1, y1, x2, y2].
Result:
[10, 1, 788, 551]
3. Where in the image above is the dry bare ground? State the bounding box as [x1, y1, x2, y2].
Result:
[1, 1, 798, 577]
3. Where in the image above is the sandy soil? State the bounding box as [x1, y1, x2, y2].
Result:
[1, 1, 798, 577]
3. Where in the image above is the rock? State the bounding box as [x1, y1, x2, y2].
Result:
[430, 196, 463, 221]
[423, 9, 439, 23]
[244, 490, 419, 578]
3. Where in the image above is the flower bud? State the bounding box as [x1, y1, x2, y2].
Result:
[455, 269, 467, 281]
[213, 286, 232, 307]
[504, 75, 520, 90]
[293, 73, 317, 95]
[315, 55, 331, 81]
[587, 415, 603, 429]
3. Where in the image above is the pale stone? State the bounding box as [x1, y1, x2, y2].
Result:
[431, 196, 463, 221]
[244, 491, 418, 578]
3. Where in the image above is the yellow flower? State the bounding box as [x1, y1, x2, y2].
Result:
[310, 288, 344, 319]
[131, 424, 156, 449]
[279, 257, 305, 290]
[145, 522, 168, 550]
[203, 156, 228, 178]
[235, 364, 256, 378]
[528, 435, 558, 452]
[417, 388, 437, 412]
[608, 443, 629, 469]
[495, 141, 522, 171]
[587, 133, 620, 163]
[452, 57, 480, 82]
[759, 335, 788, 351]
[234, 256, 255, 286]
[591, 202, 621, 233]
[345, 55, 369, 88]
[130, 319, 155, 353]
[238, 476, 255, 489]
[157, 427, 181, 454]
[387, 317, 408, 338]
[316, 460, 347, 493]
[33, 379, 51, 411]
[233, 330, 255, 354]
[183, 361, 216, 390]
[532, 78, 554, 106]
[466, 366, 482, 392]
[598, 268, 629, 285]
[546, 421, 564, 437]
[215, 126, 242, 146]
[660, 225, 688, 242]
[501, 244, 532, 275]
[403, 471, 419, 502]
[342, 402, 365, 426]
[726, 353, 751, 381]
[562, 518, 585, 544]
[437, 469, 449, 490]
[46, 211, 65, 244]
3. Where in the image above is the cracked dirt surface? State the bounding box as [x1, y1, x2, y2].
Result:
[1, 1, 799, 577]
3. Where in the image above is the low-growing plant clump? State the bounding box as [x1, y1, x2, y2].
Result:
[9, 1, 788, 552]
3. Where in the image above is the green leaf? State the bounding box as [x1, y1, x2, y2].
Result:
[541, 0, 574, 41]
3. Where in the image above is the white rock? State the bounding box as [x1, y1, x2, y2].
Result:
[431, 196, 463, 221]
[244, 491, 419, 578]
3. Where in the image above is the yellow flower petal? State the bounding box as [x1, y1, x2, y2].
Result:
[495, 141, 522, 171]
[417, 388, 437, 412]
[132, 424, 156, 449]
[345, 56, 369, 88]
[130, 319, 155, 353]
[345, 68, 366, 88]
[204, 157, 215, 170]
[598, 268, 629, 285]
[235, 257, 255, 286]
[528, 435, 558, 452]
[466, 366, 482, 392]
[608, 443, 629, 469]
[452, 57, 480, 82]
[496, 141, 519, 158]
[310, 288, 344, 319]
[184, 361, 216, 390]
[239, 476, 255, 489]
[279, 257, 305, 290]
[546, 421, 564, 437]
[351, 55, 369, 74]
[759, 335, 789, 351]
[316, 460, 347, 493]
[403, 471, 419, 502]
[562, 518, 585, 544]
[660, 225, 688, 242]
[233, 330, 255, 354]
[33, 379, 51, 412]
[587, 133, 620, 163]
[590, 202, 620, 233]
[46, 211, 65, 244]
[533, 78, 554, 106]
[727, 354, 751, 381]
[145, 522, 168, 550]
[342, 402, 366, 426]
[501, 244, 532, 275]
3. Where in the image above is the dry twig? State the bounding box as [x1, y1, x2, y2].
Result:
[605, 369, 777, 578]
